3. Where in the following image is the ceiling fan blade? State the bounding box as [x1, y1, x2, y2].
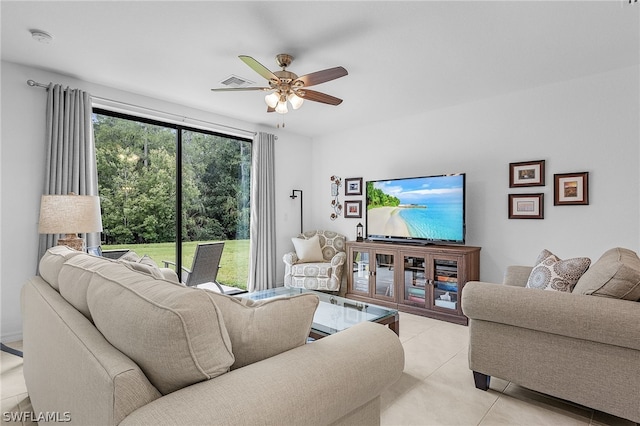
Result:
[299, 89, 343, 105]
[239, 55, 278, 82]
[211, 87, 270, 92]
[267, 106, 276, 113]
[295, 66, 348, 87]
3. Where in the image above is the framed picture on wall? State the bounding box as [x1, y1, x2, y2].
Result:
[508, 193, 544, 219]
[509, 160, 545, 187]
[345, 177, 363, 196]
[344, 200, 362, 218]
[554, 172, 589, 205]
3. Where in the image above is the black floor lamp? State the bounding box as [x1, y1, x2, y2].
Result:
[290, 190, 303, 233]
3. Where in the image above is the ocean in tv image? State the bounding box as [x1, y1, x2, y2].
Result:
[367, 174, 464, 242]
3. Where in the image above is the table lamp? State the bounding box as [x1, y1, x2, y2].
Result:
[38, 194, 103, 251]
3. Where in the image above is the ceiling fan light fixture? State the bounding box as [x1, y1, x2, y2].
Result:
[265, 92, 279, 108]
[275, 100, 288, 114]
[288, 93, 304, 110]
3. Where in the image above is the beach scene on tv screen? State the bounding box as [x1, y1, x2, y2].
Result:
[367, 175, 464, 241]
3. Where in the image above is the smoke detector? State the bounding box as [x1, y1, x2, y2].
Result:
[30, 29, 53, 44]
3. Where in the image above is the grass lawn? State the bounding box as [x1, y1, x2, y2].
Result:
[103, 240, 250, 289]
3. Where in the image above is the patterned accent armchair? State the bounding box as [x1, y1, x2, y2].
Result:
[283, 230, 347, 292]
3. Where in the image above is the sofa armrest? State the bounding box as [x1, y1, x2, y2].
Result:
[503, 265, 532, 287]
[121, 322, 404, 425]
[283, 251, 298, 266]
[22, 278, 161, 425]
[462, 281, 640, 351]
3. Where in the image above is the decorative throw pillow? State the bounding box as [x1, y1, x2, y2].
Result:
[573, 247, 640, 300]
[292, 234, 325, 262]
[526, 249, 591, 292]
[87, 273, 234, 395]
[203, 290, 319, 370]
[117, 252, 180, 284]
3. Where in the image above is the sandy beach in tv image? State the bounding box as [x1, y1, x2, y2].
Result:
[367, 175, 464, 240]
[367, 207, 411, 236]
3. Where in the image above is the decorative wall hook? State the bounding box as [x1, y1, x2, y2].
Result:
[330, 175, 342, 220]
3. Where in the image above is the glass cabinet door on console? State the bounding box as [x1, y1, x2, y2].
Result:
[351, 249, 370, 295]
[402, 253, 427, 308]
[430, 255, 462, 314]
[374, 252, 395, 301]
[348, 246, 396, 303]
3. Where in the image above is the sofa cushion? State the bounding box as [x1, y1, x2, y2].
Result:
[58, 254, 116, 320]
[38, 245, 83, 291]
[117, 252, 181, 284]
[291, 262, 332, 278]
[58, 253, 181, 321]
[86, 270, 234, 395]
[204, 291, 319, 370]
[292, 234, 324, 262]
[573, 247, 640, 300]
[526, 249, 590, 292]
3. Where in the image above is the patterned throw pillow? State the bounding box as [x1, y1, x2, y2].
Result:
[526, 249, 591, 292]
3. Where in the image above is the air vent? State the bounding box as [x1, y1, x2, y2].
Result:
[219, 75, 255, 88]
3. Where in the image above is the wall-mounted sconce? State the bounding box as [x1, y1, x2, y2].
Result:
[330, 175, 342, 220]
[290, 189, 303, 233]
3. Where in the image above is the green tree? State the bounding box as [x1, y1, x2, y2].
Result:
[94, 113, 250, 245]
[366, 181, 400, 209]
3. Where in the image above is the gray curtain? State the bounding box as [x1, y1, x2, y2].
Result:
[248, 132, 277, 292]
[38, 84, 99, 259]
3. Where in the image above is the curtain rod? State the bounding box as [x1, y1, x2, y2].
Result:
[26, 79, 259, 139]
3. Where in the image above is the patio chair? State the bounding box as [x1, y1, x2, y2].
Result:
[162, 242, 246, 295]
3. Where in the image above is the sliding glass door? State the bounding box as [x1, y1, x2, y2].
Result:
[93, 110, 251, 289]
[180, 129, 251, 287]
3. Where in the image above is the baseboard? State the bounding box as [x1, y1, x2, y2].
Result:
[1, 331, 23, 344]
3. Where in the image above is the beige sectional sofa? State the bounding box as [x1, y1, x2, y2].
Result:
[462, 247, 640, 423]
[21, 246, 404, 425]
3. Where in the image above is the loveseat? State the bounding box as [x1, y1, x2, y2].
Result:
[462, 247, 640, 423]
[21, 246, 404, 425]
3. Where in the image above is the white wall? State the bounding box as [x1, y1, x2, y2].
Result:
[2, 61, 638, 340]
[308, 66, 640, 283]
[0, 61, 311, 341]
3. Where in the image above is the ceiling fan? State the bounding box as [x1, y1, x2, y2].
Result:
[211, 54, 348, 114]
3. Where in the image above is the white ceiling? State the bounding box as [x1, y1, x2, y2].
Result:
[2, 1, 638, 138]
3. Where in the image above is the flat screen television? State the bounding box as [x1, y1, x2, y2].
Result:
[366, 173, 466, 245]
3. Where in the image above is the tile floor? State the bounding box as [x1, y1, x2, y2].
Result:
[1, 313, 636, 425]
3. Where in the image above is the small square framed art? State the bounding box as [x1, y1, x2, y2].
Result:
[509, 160, 545, 188]
[508, 193, 544, 219]
[344, 177, 363, 196]
[344, 200, 362, 218]
[554, 172, 589, 205]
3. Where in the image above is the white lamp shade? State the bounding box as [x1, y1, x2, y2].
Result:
[275, 101, 288, 114]
[288, 93, 304, 110]
[265, 92, 279, 108]
[38, 195, 103, 234]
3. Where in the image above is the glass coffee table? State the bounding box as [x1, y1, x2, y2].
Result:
[241, 287, 399, 340]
